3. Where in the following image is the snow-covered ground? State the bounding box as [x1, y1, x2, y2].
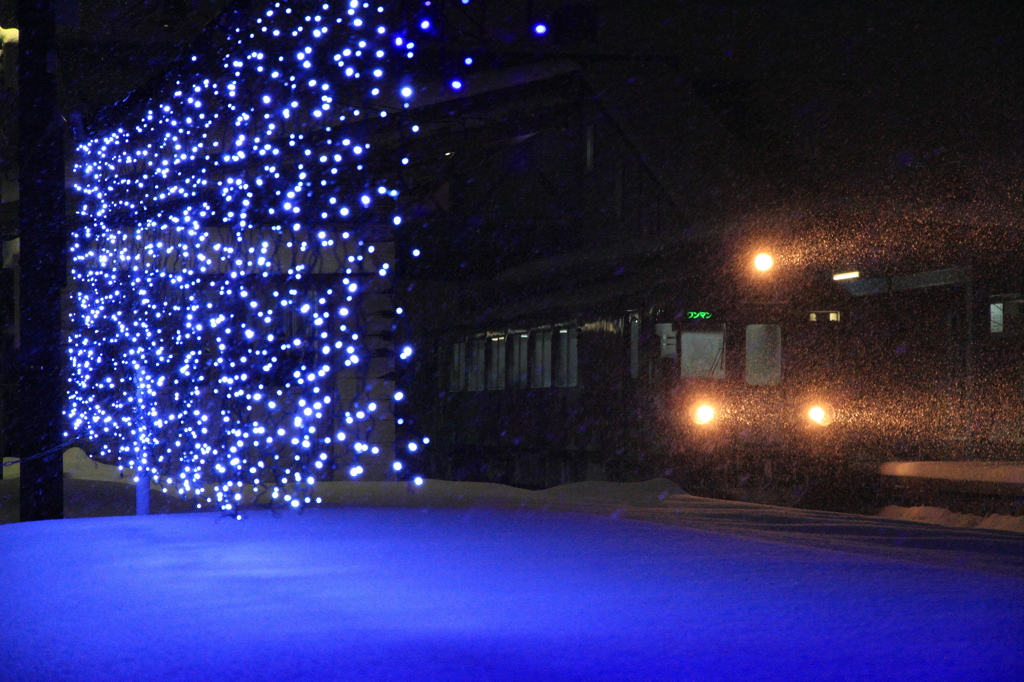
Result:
[7, 449, 1024, 534]
[2, 479, 1022, 681]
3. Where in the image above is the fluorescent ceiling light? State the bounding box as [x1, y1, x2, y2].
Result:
[833, 271, 860, 281]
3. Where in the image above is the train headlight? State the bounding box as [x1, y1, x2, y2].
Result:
[807, 404, 834, 426]
[754, 253, 774, 272]
[693, 403, 716, 425]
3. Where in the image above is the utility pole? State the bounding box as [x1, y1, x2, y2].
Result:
[17, 0, 63, 521]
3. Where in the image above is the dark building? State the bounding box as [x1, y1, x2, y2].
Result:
[392, 1, 1023, 506]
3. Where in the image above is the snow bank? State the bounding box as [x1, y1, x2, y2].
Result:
[310, 477, 683, 509]
[878, 505, 1024, 533]
[0, 475, 196, 525]
[2, 447, 136, 483]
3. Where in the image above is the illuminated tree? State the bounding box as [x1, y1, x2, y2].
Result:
[66, 0, 438, 512]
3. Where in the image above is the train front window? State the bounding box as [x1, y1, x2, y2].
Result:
[680, 329, 725, 379]
[745, 324, 782, 386]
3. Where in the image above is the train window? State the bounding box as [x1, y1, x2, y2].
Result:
[532, 328, 553, 388]
[508, 332, 529, 388]
[448, 341, 466, 391]
[991, 299, 1021, 335]
[680, 330, 725, 379]
[487, 336, 506, 390]
[554, 327, 578, 387]
[466, 337, 486, 391]
[745, 324, 781, 385]
[991, 303, 1004, 333]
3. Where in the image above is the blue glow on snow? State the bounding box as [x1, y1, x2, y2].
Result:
[1, 503, 1020, 680]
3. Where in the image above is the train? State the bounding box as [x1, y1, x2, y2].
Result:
[403, 226, 1024, 514]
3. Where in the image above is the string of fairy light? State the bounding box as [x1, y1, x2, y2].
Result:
[65, 0, 461, 512]
[66, 0, 555, 513]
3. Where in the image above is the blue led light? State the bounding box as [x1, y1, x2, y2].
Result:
[534, 23, 547, 35]
[450, 79, 462, 90]
[66, 0, 435, 512]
